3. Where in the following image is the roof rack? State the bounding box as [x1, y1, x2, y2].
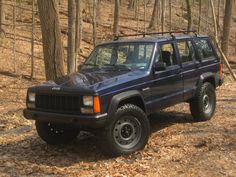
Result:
[114, 30, 198, 40]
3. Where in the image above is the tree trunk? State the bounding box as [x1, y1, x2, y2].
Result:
[75, 0, 82, 66]
[148, 0, 159, 30]
[31, 0, 35, 79]
[222, 0, 233, 57]
[144, 0, 146, 33]
[169, 0, 172, 31]
[0, 0, 5, 37]
[93, 0, 97, 46]
[67, 0, 76, 74]
[37, 0, 65, 80]
[113, 0, 120, 38]
[186, 0, 192, 32]
[198, 0, 202, 33]
[161, 0, 165, 33]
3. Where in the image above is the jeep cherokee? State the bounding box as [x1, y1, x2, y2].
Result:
[24, 31, 224, 156]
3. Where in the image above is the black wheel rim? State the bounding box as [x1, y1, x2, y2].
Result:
[113, 116, 142, 149]
[203, 90, 214, 114]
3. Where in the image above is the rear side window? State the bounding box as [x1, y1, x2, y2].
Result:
[177, 40, 196, 63]
[194, 39, 215, 60]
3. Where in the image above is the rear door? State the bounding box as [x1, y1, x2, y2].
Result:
[176, 39, 199, 100]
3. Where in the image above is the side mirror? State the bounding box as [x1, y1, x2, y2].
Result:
[154, 62, 166, 71]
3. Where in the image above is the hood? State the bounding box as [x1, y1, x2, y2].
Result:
[49, 68, 146, 91]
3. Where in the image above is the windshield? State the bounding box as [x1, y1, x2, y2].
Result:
[82, 43, 155, 70]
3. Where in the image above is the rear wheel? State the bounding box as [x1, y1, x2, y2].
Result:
[190, 82, 216, 121]
[35, 121, 80, 145]
[100, 104, 150, 156]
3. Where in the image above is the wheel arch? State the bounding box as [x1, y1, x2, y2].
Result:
[198, 72, 216, 88]
[108, 90, 146, 118]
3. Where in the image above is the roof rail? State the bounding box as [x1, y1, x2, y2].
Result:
[114, 30, 198, 40]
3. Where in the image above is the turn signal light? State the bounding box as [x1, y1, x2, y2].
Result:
[93, 96, 101, 113]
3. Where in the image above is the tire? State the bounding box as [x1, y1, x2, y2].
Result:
[35, 121, 80, 145]
[99, 104, 150, 156]
[190, 82, 216, 121]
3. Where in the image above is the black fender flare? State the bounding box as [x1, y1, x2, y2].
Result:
[107, 90, 146, 119]
[197, 72, 216, 89]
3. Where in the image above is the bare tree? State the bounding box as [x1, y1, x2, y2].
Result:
[148, 0, 159, 30]
[161, 0, 165, 32]
[186, 0, 192, 31]
[93, 0, 97, 46]
[169, 0, 172, 31]
[37, 0, 65, 80]
[198, 0, 202, 33]
[31, 0, 35, 79]
[222, 0, 233, 56]
[68, 0, 76, 74]
[75, 0, 82, 65]
[113, 0, 120, 38]
[0, 0, 5, 37]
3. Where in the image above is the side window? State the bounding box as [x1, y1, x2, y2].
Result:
[177, 40, 196, 63]
[194, 39, 214, 61]
[157, 43, 178, 67]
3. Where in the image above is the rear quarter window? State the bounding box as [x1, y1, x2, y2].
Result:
[194, 39, 215, 61]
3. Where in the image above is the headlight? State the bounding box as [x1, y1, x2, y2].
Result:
[83, 96, 93, 106]
[28, 92, 36, 102]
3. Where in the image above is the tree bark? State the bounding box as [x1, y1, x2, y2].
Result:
[75, 0, 82, 65]
[0, 0, 5, 37]
[37, 0, 65, 80]
[222, 0, 233, 57]
[148, 0, 159, 30]
[186, 0, 192, 32]
[198, 0, 202, 33]
[169, 0, 172, 31]
[161, 0, 165, 32]
[31, 0, 35, 79]
[93, 0, 97, 46]
[67, 0, 76, 74]
[113, 0, 120, 38]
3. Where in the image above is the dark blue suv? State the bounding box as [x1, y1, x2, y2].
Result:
[24, 32, 224, 156]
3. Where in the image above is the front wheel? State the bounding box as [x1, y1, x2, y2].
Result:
[35, 121, 80, 145]
[190, 82, 216, 121]
[99, 104, 150, 156]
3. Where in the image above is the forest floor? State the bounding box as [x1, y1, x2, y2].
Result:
[0, 66, 236, 177]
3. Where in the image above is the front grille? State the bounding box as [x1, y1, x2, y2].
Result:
[35, 94, 82, 114]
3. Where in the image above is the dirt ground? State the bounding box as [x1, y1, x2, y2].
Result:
[0, 71, 236, 177]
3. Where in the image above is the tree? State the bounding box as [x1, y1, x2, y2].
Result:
[68, 0, 76, 74]
[0, 0, 5, 37]
[37, 0, 65, 80]
[113, 0, 120, 38]
[75, 0, 82, 65]
[186, 0, 192, 31]
[148, 0, 159, 30]
[197, 0, 202, 33]
[161, 0, 165, 32]
[222, 0, 233, 57]
[93, 0, 97, 46]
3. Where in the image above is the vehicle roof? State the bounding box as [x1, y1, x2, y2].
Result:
[98, 34, 209, 46]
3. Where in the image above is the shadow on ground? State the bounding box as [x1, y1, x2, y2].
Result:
[0, 110, 194, 168]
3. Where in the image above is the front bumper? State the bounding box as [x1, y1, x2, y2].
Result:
[23, 109, 107, 128]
